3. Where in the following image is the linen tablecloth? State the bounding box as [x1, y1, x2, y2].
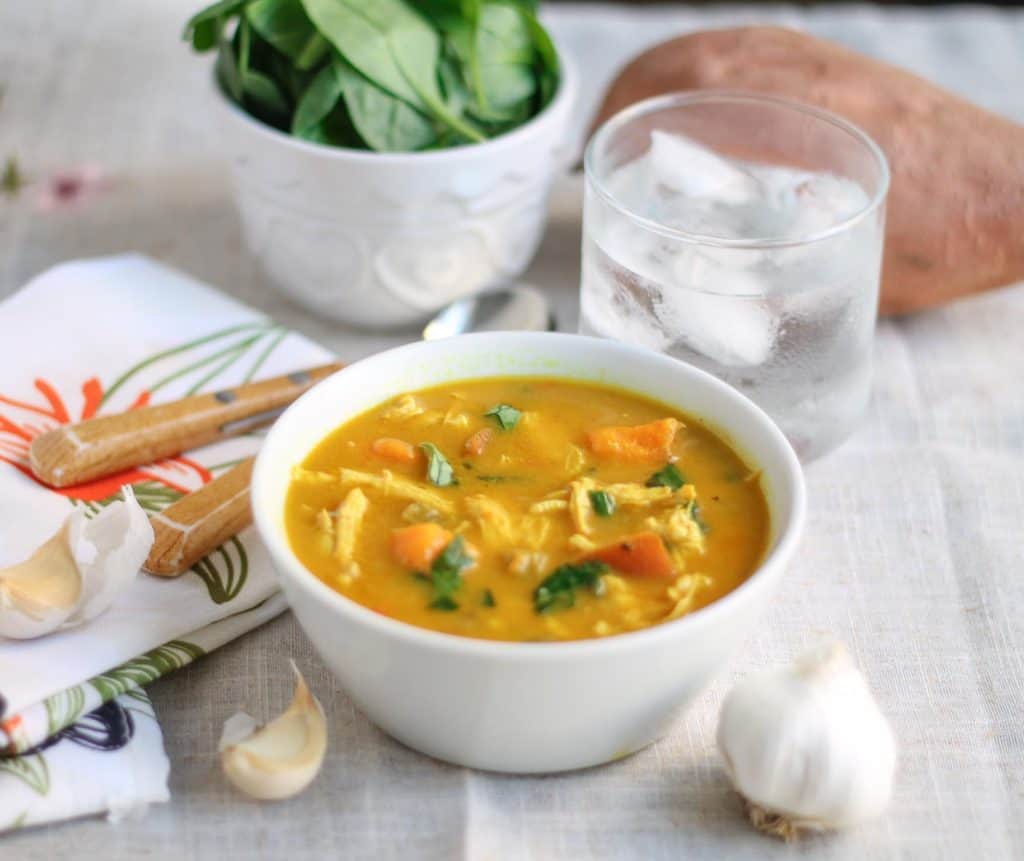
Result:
[1, 2, 1022, 858]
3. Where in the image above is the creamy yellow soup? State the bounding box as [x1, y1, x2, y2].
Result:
[285, 377, 769, 642]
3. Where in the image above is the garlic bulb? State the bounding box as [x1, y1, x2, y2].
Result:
[0, 487, 153, 639]
[220, 661, 327, 800]
[717, 641, 897, 840]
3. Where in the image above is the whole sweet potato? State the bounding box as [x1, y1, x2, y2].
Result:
[593, 27, 1024, 315]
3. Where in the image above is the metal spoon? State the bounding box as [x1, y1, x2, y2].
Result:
[422, 284, 556, 340]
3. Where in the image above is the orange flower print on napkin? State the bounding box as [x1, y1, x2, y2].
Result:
[0, 377, 211, 509]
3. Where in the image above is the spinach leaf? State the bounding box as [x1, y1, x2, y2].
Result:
[646, 464, 685, 490]
[589, 490, 616, 517]
[301, 0, 484, 142]
[484, 403, 521, 430]
[185, 0, 248, 50]
[291, 61, 345, 136]
[534, 560, 609, 614]
[236, 18, 291, 125]
[216, 35, 245, 102]
[469, 3, 535, 119]
[523, 8, 559, 107]
[426, 535, 474, 609]
[481, 588, 496, 608]
[339, 61, 437, 152]
[300, 0, 433, 110]
[246, 0, 326, 70]
[420, 442, 457, 487]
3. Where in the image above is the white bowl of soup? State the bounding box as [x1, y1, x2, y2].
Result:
[252, 333, 805, 773]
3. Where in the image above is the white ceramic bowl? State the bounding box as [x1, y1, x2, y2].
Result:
[252, 333, 806, 773]
[212, 57, 577, 330]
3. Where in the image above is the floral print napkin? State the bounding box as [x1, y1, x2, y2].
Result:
[0, 256, 333, 829]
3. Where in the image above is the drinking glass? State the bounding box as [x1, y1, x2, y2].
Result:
[581, 92, 889, 460]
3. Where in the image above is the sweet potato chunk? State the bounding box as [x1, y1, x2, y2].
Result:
[587, 419, 681, 462]
[586, 532, 674, 578]
[463, 427, 493, 457]
[371, 437, 420, 464]
[390, 523, 453, 571]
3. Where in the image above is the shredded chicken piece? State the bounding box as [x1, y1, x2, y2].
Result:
[506, 550, 548, 577]
[601, 483, 676, 506]
[442, 405, 470, 429]
[564, 444, 588, 476]
[401, 502, 443, 524]
[643, 491, 708, 556]
[337, 561, 361, 587]
[544, 488, 570, 500]
[529, 499, 568, 514]
[381, 394, 424, 421]
[568, 533, 597, 552]
[464, 495, 549, 549]
[465, 495, 513, 542]
[569, 478, 596, 534]
[334, 488, 368, 565]
[339, 468, 455, 515]
[315, 509, 334, 535]
[291, 466, 336, 484]
[601, 574, 631, 602]
[663, 573, 712, 621]
[413, 409, 445, 425]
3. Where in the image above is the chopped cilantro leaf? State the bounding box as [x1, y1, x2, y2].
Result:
[534, 560, 609, 614]
[588, 489, 616, 517]
[420, 442, 456, 487]
[646, 463, 685, 490]
[425, 535, 473, 610]
[484, 403, 522, 430]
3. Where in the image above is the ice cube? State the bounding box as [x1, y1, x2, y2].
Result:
[773, 172, 870, 239]
[657, 251, 778, 367]
[581, 252, 673, 353]
[648, 131, 760, 205]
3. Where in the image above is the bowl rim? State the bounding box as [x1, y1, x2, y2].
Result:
[252, 332, 806, 659]
[584, 89, 891, 250]
[209, 38, 577, 164]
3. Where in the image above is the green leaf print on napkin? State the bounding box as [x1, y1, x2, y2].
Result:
[191, 536, 249, 604]
[44, 689, 87, 739]
[0, 754, 50, 796]
[90, 641, 205, 703]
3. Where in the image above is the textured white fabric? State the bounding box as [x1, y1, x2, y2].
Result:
[0, 2, 1022, 859]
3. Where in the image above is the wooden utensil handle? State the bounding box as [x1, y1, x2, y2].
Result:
[145, 457, 255, 577]
[30, 362, 342, 488]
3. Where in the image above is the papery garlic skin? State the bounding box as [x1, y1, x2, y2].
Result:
[0, 487, 152, 639]
[220, 661, 327, 801]
[717, 642, 897, 836]
[71, 485, 153, 623]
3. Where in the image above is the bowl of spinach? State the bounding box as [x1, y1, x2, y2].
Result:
[187, 0, 575, 328]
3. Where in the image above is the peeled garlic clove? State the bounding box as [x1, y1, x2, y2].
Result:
[0, 521, 81, 638]
[0, 487, 153, 640]
[220, 661, 327, 801]
[717, 641, 897, 840]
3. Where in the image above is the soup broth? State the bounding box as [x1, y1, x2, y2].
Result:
[285, 377, 769, 642]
